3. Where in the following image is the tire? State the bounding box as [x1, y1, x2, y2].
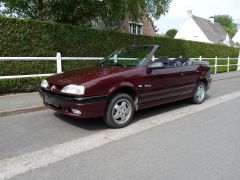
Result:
[104, 93, 135, 128]
[192, 82, 206, 104]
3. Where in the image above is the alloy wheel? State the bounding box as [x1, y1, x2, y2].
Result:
[112, 99, 132, 124]
[196, 84, 205, 102]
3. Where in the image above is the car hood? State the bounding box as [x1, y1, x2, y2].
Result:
[47, 66, 133, 85]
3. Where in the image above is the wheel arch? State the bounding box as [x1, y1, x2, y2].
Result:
[107, 84, 139, 110]
[200, 78, 208, 88]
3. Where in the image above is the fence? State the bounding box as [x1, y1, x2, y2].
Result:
[192, 56, 240, 74]
[0, 53, 240, 80]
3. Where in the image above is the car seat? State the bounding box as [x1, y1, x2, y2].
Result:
[183, 60, 193, 66]
[174, 61, 182, 67]
[154, 56, 169, 65]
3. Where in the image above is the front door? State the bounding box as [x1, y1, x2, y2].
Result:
[138, 66, 184, 105]
[177, 66, 199, 94]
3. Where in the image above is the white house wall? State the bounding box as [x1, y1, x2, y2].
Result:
[175, 17, 211, 43]
[223, 34, 230, 46]
[233, 29, 240, 44]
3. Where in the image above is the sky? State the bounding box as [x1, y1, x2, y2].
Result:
[155, 0, 240, 34]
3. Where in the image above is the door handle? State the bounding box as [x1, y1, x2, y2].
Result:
[179, 72, 184, 76]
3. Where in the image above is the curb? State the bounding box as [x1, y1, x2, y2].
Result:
[0, 92, 38, 98]
[212, 75, 240, 82]
[0, 74, 240, 117]
[0, 106, 47, 118]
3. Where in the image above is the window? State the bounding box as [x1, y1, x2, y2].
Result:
[129, 22, 143, 35]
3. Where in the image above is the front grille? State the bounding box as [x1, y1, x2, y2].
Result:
[48, 84, 63, 91]
[40, 88, 77, 99]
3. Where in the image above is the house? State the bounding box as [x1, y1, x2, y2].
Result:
[175, 10, 235, 46]
[91, 15, 156, 36]
[118, 16, 156, 36]
[233, 25, 240, 45]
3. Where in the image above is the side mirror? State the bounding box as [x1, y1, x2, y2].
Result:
[149, 62, 165, 70]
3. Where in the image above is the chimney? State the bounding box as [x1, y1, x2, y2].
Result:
[187, 10, 192, 17]
[209, 16, 215, 24]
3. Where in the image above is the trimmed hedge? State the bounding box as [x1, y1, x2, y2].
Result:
[0, 60, 98, 76]
[0, 16, 239, 58]
[0, 16, 239, 94]
[0, 77, 44, 95]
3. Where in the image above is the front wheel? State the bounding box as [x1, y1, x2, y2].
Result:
[104, 93, 135, 128]
[192, 82, 206, 104]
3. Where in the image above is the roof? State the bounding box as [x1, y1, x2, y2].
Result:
[192, 15, 235, 46]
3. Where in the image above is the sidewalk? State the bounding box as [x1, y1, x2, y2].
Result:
[212, 71, 240, 80]
[0, 71, 240, 115]
[0, 92, 43, 115]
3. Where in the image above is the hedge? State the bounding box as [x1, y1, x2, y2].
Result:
[0, 60, 98, 76]
[0, 77, 44, 95]
[0, 16, 239, 94]
[1, 16, 239, 58]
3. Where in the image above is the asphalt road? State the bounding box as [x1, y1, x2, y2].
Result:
[0, 77, 240, 179]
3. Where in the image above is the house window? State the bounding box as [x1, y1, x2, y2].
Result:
[129, 22, 143, 35]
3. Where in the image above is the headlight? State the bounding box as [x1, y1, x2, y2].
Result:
[61, 85, 85, 95]
[41, 79, 49, 88]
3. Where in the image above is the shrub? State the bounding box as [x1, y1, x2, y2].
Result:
[0, 16, 239, 58]
[0, 16, 239, 94]
[0, 77, 44, 95]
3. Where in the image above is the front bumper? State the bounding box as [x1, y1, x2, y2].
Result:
[39, 88, 107, 118]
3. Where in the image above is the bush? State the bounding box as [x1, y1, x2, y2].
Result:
[62, 60, 99, 72]
[0, 16, 239, 94]
[0, 77, 44, 95]
[0, 60, 99, 76]
[0, 16, 239, 58]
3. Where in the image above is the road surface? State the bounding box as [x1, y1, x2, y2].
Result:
[0, 76, 240, 180]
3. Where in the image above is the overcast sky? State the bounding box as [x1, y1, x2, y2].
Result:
[155, 0, 240, 34]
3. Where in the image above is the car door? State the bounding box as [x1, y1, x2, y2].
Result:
[177, 65, 199, 94]
[138, 66, 184, 104]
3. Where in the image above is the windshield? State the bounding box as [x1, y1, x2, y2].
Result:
[100, 46, 154, 67]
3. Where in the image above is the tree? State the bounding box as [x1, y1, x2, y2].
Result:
[0, 0, 172, 27]
[214, 15, 237, 38]
[0, 0, 104, 25]
[165, 28, 177, 38]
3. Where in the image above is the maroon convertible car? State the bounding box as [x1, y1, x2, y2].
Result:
[39, 45, 212, 128]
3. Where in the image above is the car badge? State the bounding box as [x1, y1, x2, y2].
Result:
[51, 85, 56, 90]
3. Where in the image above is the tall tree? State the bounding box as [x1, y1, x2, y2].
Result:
[214, 15, 237, 38]
[0, 0, 172, 27]
[165, 28, 177, 38]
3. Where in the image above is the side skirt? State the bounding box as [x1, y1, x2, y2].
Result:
[138, 93, 193, 110]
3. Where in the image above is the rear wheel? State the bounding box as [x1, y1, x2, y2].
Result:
[104, 93, 135, 128]
[192, 82, 206, 104]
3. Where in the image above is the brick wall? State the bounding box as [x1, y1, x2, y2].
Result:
[118, 16, 156, 36]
